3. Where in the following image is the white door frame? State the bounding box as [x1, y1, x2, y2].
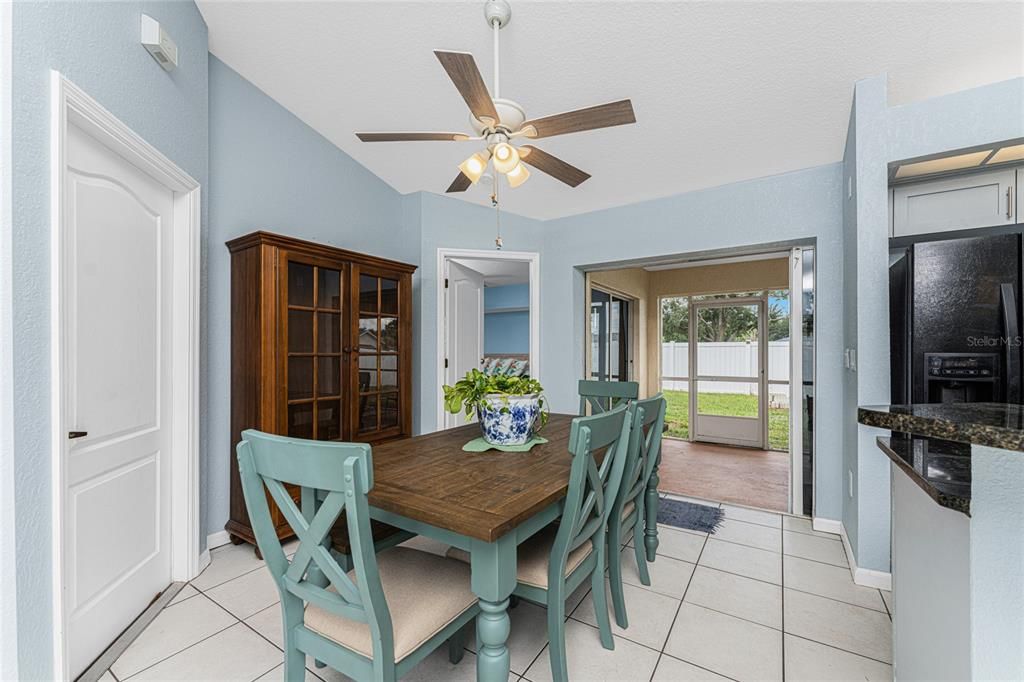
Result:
[788, 248, 805, 516]
[436, 248, 540, 432]
[0, 5, 17, 680]
[653, 250, 815, 515]
[49, 72, 201, 678]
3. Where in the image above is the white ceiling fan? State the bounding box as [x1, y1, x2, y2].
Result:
[355, 0, 636, 192]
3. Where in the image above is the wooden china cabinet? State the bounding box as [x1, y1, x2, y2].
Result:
[225, 231, 416, 547]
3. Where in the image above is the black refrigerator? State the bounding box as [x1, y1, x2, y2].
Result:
[890, 232, 1023, 405]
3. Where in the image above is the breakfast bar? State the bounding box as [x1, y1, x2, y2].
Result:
[858, 403, 1024, 681]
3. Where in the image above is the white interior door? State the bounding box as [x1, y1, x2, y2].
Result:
[445, 260, 484, 428]
[62, 121, 174, 677]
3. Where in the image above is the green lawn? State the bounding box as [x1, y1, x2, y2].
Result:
[662, 389, 789, 451]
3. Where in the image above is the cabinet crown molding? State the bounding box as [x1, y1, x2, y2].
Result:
[226, 230, 418, 274]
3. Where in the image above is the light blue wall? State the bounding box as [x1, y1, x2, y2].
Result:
[484, 284, 530, 355]
[841, 101, 861, 559]
[888, 77, 1024, 162]
[484, 311, 530, 354]
[848, 75, 893, 573]
[486, 282, 530, 310]
[11, 2, 209, 677]
[542, 164, 847, 523]
[207, 56, 413, 537]
[416, 191, 544, 432]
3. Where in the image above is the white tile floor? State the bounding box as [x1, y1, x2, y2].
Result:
[104, 499, 893, 681]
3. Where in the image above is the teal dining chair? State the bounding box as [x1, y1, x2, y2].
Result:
[578, 379, 640, 414]
[237, 430, 479, 681]
[449, 403, 633, 682]
[606, 394, 666, 628]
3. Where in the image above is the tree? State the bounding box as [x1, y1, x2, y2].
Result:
[767, 298, 790, 341]
[661, 298, 689, 342]
[695, 305, 757, 342]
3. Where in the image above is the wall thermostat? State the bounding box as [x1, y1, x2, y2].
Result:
[141, 14, 178, 72]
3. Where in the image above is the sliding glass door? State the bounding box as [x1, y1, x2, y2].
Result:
[590, 287, 632, 382]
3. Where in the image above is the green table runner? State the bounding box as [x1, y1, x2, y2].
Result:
[462, 435, 548, 452]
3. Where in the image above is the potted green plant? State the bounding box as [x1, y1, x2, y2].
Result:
[442, 369, 548, 446]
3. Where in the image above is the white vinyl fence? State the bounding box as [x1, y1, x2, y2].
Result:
[661, 341, 790, 406]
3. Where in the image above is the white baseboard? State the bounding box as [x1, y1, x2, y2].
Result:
[207, 530, 231, 551]
[197, 549, 211, 575]
[812, 517, 843, 536]
[834, 518, 892, 591]
[852, 564, 892, 591]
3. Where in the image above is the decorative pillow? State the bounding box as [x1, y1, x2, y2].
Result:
[481, 358, 499, 375]
[508, 359, 529, 377]
[493, 358, 514, 376]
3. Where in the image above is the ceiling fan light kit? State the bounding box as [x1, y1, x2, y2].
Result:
[458, 149, 491, 183]
[491, 141, 520, 173]
[505, 162, 530, 188]
[354, 0, 636, 194]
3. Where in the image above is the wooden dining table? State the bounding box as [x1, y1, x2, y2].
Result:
[362, 413, 662, 682]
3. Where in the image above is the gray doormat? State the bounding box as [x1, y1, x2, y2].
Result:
[656, 498, 724, 534]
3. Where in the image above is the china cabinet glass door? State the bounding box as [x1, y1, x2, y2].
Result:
[354, 267, 403, 439]
[284, 256, 345, 441]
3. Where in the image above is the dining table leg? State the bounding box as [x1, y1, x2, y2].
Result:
[470, 534, 517, 682]
[644, 456, 660, 562]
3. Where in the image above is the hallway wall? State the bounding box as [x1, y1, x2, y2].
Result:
[10, 2, 210, 676]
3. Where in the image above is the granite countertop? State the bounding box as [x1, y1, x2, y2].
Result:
[858, 403, 1024, 452]
[876, 435, 972, 515]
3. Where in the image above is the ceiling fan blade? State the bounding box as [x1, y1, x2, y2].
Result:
[434, 50, 500, 125]
[519, 146, 591, 187]
[356, 132, 470, 142]
[446, 172, 473, 193]
[520, 99, 636, 139]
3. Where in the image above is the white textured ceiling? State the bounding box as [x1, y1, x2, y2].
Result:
[198, 1, 1024, 220]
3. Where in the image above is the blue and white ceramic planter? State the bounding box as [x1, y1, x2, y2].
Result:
[477, 393, 541, 446]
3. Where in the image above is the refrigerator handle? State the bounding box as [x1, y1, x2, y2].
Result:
[1000, 283, 1021, 403]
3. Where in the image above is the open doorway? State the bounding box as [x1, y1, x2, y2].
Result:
[438, 249, 540, 430]
[659, 286, 793, 512]
[583, 248, 815, 516]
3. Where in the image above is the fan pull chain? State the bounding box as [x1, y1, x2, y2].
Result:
[492, 181, 503, 250]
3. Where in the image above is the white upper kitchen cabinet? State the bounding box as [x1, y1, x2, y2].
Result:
[891, 167, 1018, 238]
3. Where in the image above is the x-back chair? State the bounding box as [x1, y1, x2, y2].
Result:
[607, 394, 666, 628]
[577, 379, 639, 415]
[449, 404, 633, 681]
[237, 430, 479, 681]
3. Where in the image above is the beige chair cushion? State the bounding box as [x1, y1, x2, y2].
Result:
[304, 547, 477, 663]
[621, 499, 636, 520]
[447, 525, 593, 589]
